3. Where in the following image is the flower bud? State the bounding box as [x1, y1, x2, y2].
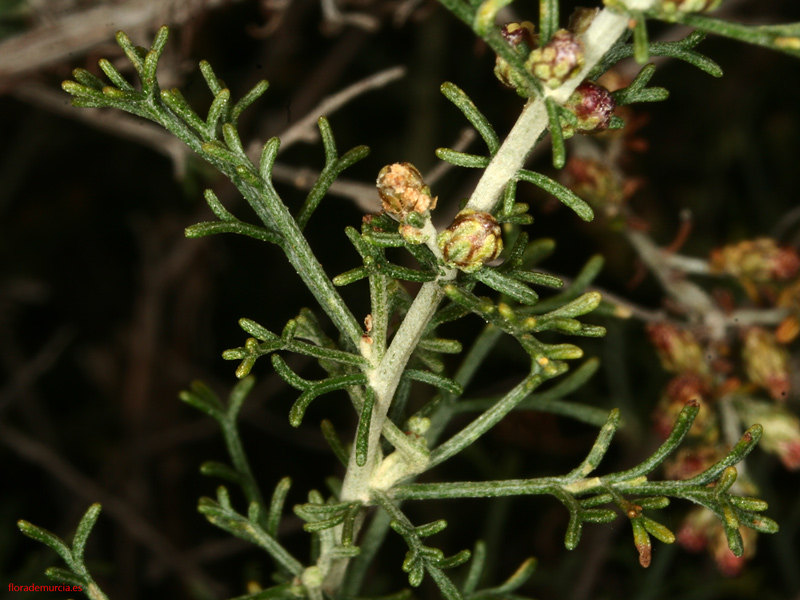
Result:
[501, 21, 536, 48]
[494, 22, 537, 94]
[708, 237, 800, 284]
[376, 163, 437, 221]
[438, 210, 503, 273]
[526, 29, 585, 89]
[561, 81, 616, 138]
[646, 323, 709, 376]
[741, 327, 790, 401]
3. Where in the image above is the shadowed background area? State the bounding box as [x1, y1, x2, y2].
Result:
[1, 1, 799, 599]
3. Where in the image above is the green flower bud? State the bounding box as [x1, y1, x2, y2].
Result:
[438, 210, 503, 273]
[526, 29, 585, 89]
[376, 162, 437, 221]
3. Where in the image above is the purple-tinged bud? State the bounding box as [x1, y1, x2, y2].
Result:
[526, 29, 585, 89]
[500, 21, 536, 48]
[438, 210, 503, 273]
[376, 163, 437, 221]
[562, 81, 616, 138]
[494, 22, 538, 93]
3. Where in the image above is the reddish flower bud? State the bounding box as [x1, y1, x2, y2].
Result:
[562, 81, 616, 138]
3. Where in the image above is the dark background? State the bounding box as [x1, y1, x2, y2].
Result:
[1, 1, 799, 599]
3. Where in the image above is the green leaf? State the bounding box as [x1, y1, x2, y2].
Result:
[613, 63, 669, 106]
[517, 169, 593, 222]
[200, 461, 246, 485]
[567, 409, 621, 479]
[71, 68, 105, 91]
[440, 82, 500, 154]
[632, 13, 650, 64]
[44, 567, 85, 588]
[666, 13, 800, 60]
[473, 267, 539, 305]
[539, 0, 559, 43]
[72, 503, 102, 564]
[404, 369, 463, 395]
[200, 60, 224, 96]
[435, 148, 491, 168]
[180, 380, 225, 420]
[321, 419, 350, 466]
[545, 98, 567, 169]
[288, 373, 369, 427]
[17, 521, 71, 563]
[207, 88, 232, 137]
[98, 58, 135, 92]
[355, 387, 376, 467]
[267, 477, 292, 539]
[229, 375, 257, 418]
[232, 79, 270, 121]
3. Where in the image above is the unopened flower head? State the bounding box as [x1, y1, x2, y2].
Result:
[526, 29, 585, 89]
[741, 327, 790, 401]
[562, 81, 616, 138]
[709, 237, 800, 284]
[646, 323, 709, 376]
[438, 210, 503, 273]
[494, 22, 537, 94]
[376, 162, 437, 221]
